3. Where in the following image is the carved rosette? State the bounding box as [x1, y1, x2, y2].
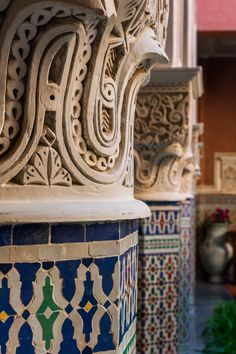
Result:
[134, 68, 203, 200]
[0, 0, 169, 221]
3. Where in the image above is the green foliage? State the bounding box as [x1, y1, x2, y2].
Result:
[203, 300, 236, 354]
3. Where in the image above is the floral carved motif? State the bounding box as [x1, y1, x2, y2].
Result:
[0, 0, 169, 193]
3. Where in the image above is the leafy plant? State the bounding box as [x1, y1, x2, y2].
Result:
[203, 300, 236, 353]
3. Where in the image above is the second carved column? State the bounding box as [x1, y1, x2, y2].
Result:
[135, 68, 202, 354]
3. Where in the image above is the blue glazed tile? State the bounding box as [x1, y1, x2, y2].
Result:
[0, 226, 11, 246]
[59, 319, 81, 353]
[79, 272, 98, 307]
[0, 251, 137, 353]
[13, 224, 49, 245]
[130, 219, 138, 233]
[42, 262, 54, 270]
[0, 316, 14, 354]
[0, 264, 12, 275]
[51, 224, 84, 243]
[78, 307, 97, 342]
[86, 222, 119, 242]
[15, 263, 40, 306]
[104, 300, 111, 309]
[0, 278, 16, 316]
[56, 260, 81, 302]
[82, 258, 93, 268]
[93, 313, 115, 351]
[22, 310, 30, 320]
[120, 220, 130, 238]
[16, 322, 35, 354]
[95, 257, 117, 296]
[65, 304, 73, 315]
[0, 278, 16, 353]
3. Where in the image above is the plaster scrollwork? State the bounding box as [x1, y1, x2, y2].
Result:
[134, 66, 203, 200]
[0, 0, 169, 198]
[134, 84, 191, 198]
[181, 123, 204, 195]
[180, 157, 195, 195]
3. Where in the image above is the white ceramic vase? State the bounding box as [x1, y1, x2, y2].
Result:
[200, 223, 233, 284]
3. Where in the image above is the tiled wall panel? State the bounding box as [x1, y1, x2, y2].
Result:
[137, 202, 180, 354]
[0, 220, 138, 354]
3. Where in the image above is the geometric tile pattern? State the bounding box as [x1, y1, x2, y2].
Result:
[189, 198, 196, 307]
[179, 199, 193, 353]
[0, 221, 138, 354]
[140, 204, 180, 236]
[137, 202, 181, 354]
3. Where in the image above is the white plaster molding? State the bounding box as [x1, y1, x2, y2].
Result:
[0, 198, 151, 223]
[149, 67, 203, 97]
[0, 0, 169, 222]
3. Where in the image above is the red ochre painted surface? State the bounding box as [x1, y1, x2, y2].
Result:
[197, 0, 236, 32]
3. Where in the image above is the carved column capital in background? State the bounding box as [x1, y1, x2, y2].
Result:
[180, 123, 204, 196]
[0, 0, 169, 222]
[134, 67, 203, 201]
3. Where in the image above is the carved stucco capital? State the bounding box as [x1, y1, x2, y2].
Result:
[0, 0, 169, 222]
[192, 123, 204, 176]
[180, 123, 204, 196]
[134, 67, 203, 201]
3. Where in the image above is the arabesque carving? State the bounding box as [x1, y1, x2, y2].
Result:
[0, 0, 169, 195]
[134, 83, 191, 197]
[134, 68, 203, 199]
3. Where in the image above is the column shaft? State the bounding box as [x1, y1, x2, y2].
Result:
[134, 68, 203, 354]
[0, 1, 169, 353]
[137, 202, 180, 354]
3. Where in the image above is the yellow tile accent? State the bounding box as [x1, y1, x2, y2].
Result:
[0, 311, 9, 323]
[84, 301, 93, 313]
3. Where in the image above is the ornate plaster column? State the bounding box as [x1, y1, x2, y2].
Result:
[0, 1, 169, 353]
[135, 67, 202, 354]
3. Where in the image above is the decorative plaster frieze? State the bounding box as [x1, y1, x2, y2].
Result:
[134, 67, 203, 201]
[198, 152, 236, 195]
[0, 0, 169, 222]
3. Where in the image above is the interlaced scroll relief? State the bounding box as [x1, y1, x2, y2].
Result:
[0, 0, 169, 189]
[181, 123, 203, 194]
[134, 83, 192, 195]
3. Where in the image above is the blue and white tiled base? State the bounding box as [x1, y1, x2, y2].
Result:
[137, 202, 181, 354]
[179, 199, 193, 354]
[0, 220, 138, 354]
